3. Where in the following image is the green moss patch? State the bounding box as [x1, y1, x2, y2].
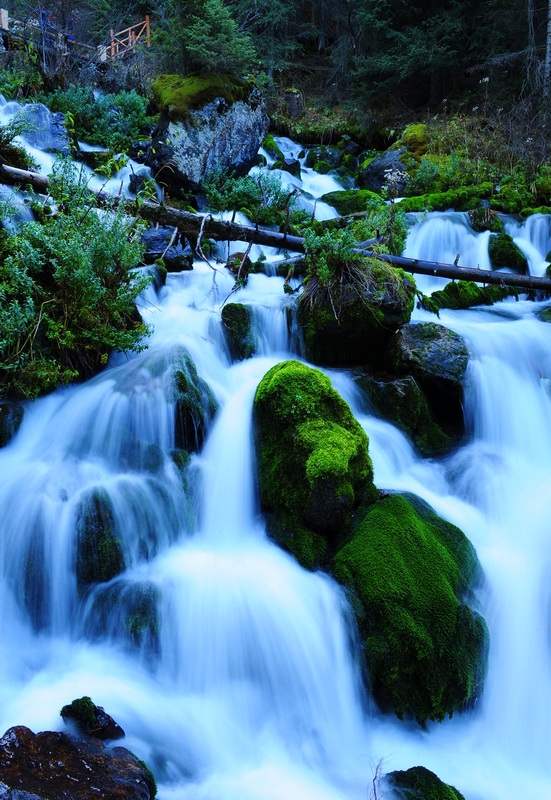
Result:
[152, 73, 250, 121]
[488, 233, 528, 273]
[387, 766, 465, 800]
[398, 183, 494, 213]
[332, 493, 488, 724]
[221, 302, 255, 361]
[431, 280, 518, 310]
[320, 189, 384, 215]
[76, 490, 124, 591]
[254, 361, 378, 567]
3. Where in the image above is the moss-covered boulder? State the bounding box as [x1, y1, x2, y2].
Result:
[385, 322, 468, 435]
[320, 189, 383, 215]
[75, 490, 124, 592]
[488, 232, 529, 274]
[298, 260, 416, 368]
[306, 145, 343, 170]
[395, 123, 429, 160]
[148, 74, 269, 192]
[332, 494, 489, 724]
[253, 361, 378, 568]
[0, 401, 23, 447]
[431, 280, 517, 310]
[355, 373, 451, 457]
[173, 352, 218, 452]
[386, 766, 466, 800]
[221, 302, 255, 361]
[468, 203, 504, 233]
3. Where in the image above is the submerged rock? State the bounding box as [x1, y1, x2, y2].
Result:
[75, 489, 124, 591]
[355, 372, 451, 457]
[254, 360, 378, 568]
[148, 74, 269, 192]
[332, 493, 489, 725]
[0, 724, 155, 800]
[221, 303, 255, 361]
[172, 351, 218, 452]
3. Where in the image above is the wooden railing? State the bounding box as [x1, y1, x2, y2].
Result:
[0, 10, 151, 64]
[108, 16, 150, 60]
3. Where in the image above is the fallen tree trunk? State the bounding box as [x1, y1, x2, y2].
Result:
[2, 162, 551, 293]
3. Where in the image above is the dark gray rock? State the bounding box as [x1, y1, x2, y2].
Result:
[147, 87, 269, 193]
[357, 148, 407, 192]
[385, 321, 469, 434]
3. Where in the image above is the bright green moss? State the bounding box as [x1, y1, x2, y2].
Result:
[396, 123, 429, 159]
[398, 183, 494, 213]
[431, 280, 518, 310]
[60, 696, 97, 729]
[332, 494, 488, 724]
[387, 766, 466, 800]
[152, 74, 249, 121]
[254, 361, 378, 566]
[263, 133, 284, 161]
[488, 233, 528, 273]
[320, 189, 383, 215]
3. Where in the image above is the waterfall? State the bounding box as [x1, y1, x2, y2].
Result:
[2, 117, 551, 799]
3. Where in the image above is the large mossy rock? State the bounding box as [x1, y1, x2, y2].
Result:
[221, 302, 255, 361]
[148, 74, 269, 192]
[173, 352, 218, 452]
[385, 322, 468, 435]
[75, 490, 124, 592]
[488, 232, 529, 274]
[386, 766, 465, 800]
[355, 373, 451, 457]
[357, 149, 408, 192]
[253, 361, 378, 568]
[332, 494, 489, 724]
[0, 723, 156, 800]
[298, 261, 416, 368]
[85, 581, 160, 653]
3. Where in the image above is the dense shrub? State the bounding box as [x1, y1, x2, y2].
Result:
[0, 159, 150, 399]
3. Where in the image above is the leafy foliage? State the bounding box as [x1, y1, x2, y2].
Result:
[40, 86, 154, 152]
[0, 159, 150, 399]
[203, 169, 301, 228]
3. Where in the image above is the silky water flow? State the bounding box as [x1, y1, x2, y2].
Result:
[1, 117, 551, 799]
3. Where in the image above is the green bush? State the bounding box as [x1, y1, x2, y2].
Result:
[0, 159, 150, 399]
[41, 86, 154, 153]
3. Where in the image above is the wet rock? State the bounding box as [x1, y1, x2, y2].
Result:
[254, 360, 378, 568]
[140, 226, 194, 271]
[298, 260, 416, 368]
[355, 372, 452, 457]
[385, 321, 468, 434]
[173, 352, 218, 452]
[0, 724, 155, 800]
[386, 765, 465, 799]
[221, 303, 255, 361]
[488, 232, 529, 274]
[60, 697, 125, 740]
[75, 489, 124, 591]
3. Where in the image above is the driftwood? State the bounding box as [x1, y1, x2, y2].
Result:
[2, 162, 551, 293]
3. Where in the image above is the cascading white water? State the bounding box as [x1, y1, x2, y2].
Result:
[2, 120, 551, 799]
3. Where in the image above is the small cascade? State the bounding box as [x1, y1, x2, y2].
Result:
[4, 119, 551, 800]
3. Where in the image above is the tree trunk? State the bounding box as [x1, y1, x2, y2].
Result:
[544, 0, 551, 97]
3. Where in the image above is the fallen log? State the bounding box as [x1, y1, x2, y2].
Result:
[371, 252, 551, 292]
[2, 162, 551, 293]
